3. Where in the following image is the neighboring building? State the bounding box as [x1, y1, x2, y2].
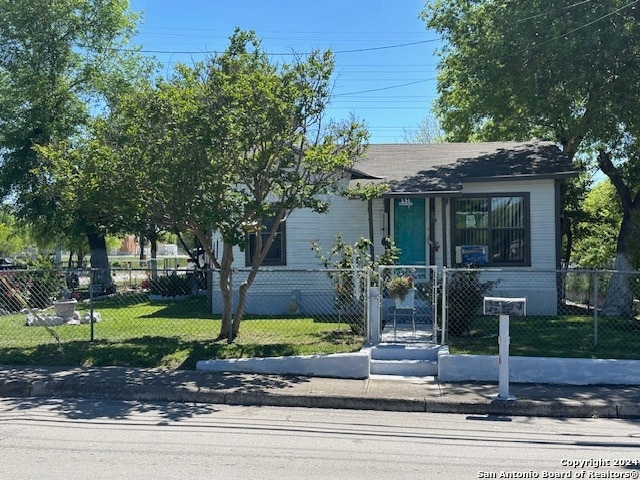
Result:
[212, 141, 578, 315]
[119, 235, 138, 256]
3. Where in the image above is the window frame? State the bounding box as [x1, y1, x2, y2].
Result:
[245, 216, 287, 267]
[451, 193, 530, 267]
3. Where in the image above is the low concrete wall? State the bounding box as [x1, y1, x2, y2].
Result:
[197, 346, 640, 385]
[196, 350, 370, 379]
[438, 347, 640, 385]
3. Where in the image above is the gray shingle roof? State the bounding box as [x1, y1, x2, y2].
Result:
[351, 141, 577, 194]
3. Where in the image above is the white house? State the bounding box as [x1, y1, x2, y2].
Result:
[212, 141, 577, 316]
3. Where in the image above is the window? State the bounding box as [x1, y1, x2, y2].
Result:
[452, 195, 529, 266]
[245, 216, 286, 266]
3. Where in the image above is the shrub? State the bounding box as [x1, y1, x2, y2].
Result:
[0, 271, 66, 312]
[447, 270, 498, 337]
[312, 234, 400, 335]
[149, 274, 193, 297]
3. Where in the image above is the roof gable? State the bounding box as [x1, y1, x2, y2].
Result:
[352, 141, 577, 193]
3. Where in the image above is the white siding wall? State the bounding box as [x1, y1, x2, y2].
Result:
[220, 196, 373, 270]
[209, 178, 560, 315]
[209, 192, 374, 315]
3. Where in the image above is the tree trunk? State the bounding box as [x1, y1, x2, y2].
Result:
[149, 234, 158, 281]
[219, 210, 286, 342]
[217, 242, 235, 342]
[598, 149, 639, 317]
[562, 216, 572, 268]
[232, 264, 260, 339]
[601, 213, 635, 317]
[87, 230, 113, 293]
[139, 235, 146, 260]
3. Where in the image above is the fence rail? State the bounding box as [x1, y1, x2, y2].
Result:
[442, 267, 640, 360]
[0, 266, 638, 361]
[0, 267, 369, 352]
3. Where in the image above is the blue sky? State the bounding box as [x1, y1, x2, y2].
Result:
[128, 0, 441, 144]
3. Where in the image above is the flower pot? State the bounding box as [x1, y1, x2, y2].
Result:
[394, 289, 415, 309]
[53, 298, 77, 320]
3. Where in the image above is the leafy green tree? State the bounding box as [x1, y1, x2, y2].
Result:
[572, 181, 621, 269]
[205, 31, 368, 341]
[423, 0, 640, 315]
[0, 0, 146, 286]
[105, 30, 369, 341]
[0, 209, 31, 257]
[100, 65, 234, 290]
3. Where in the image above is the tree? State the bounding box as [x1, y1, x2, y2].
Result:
[106, 29, 368, 341]
[0, 209, 31, 257]
[100, 65, 235, 294]
[422, 0, 640, 316]
[572, 181, 621, 269]
[402, 115, 445, 143]
[0, 0, 145, 286]
[206, 32, 369, 341]
[35, 134, 138, 283]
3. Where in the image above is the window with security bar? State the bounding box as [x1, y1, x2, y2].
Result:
[452, 194, 529, 266]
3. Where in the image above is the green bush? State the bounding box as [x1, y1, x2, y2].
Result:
[447, 270, 498, 337]
[0, 270, 66, 312]
[149, 274, 193, 297]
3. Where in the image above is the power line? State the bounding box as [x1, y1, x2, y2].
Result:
[515, 0, 594, 23]
[334, 79, 434, 97]
[529, 0, 640, 48]
[122, 38, 439, 57]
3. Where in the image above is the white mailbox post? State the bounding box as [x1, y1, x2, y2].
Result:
[483, 297, 527, 401]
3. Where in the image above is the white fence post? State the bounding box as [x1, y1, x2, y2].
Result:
[441, 268, 448, 345]
[368, 286, 380, 345]
[497, 314, 515, 400]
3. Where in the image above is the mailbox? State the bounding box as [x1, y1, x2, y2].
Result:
[483, 297, 526, 316]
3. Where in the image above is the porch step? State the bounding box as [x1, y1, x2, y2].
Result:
[370, 343, 442, 361]
[368, 343, 443, 377]
[370, 358, 438, 377]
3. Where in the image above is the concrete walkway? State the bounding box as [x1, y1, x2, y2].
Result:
[1, 365, 639, 418]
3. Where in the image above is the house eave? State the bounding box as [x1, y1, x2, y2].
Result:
[382, 190, 461, 198]
[464, 171, 579, 183]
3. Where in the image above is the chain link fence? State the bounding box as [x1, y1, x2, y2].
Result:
[0, 266, 368, 352]
[2, 266, 638, 361]
[443, 268, 640, 360]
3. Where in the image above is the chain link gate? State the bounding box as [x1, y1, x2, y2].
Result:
[377, 265, 439, 343]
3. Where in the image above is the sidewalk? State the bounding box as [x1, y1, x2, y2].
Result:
[1, 365, 639, 418]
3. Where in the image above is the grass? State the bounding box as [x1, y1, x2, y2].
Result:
[448, 314, 640, 360]
[0, 296, 364, 370]
[3, 295, 638, 370]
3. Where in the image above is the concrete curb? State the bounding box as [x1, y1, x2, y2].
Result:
[3, 375, 639, 419]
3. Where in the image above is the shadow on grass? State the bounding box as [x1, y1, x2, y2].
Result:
[137, 300, 216, 319]
[0, 336, 311, 370]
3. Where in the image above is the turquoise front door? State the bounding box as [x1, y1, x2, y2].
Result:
[393, 198, 426, 265]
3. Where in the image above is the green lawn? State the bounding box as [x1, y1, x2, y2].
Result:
[2, 297, 638, 370]
[448, 314, 640, 360]
[0, 297, 364, 370]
